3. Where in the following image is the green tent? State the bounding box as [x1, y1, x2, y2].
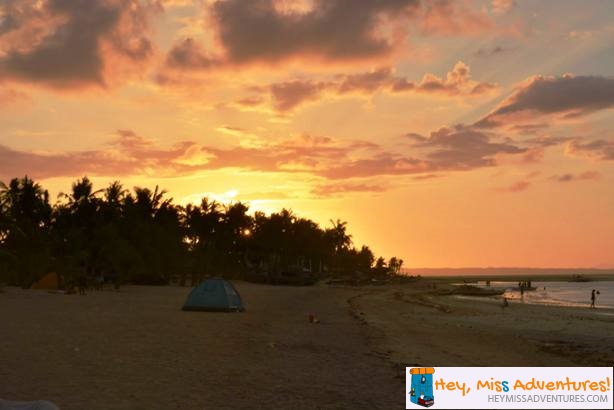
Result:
[182, 277, 245, 312]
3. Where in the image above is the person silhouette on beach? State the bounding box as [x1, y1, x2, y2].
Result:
[590, 289, 598, 308]
[501, 297, 509, 312]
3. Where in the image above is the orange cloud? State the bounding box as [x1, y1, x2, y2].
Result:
[491, 0, 515, 15]
[0, 126, 528, 183]
[420, 0, 494, 36]
[0, 129, 196, 180]
[0, 86, 28, 105]
[566, 139, 614, 161]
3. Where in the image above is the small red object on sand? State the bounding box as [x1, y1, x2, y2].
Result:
[309, 313, 315, 323]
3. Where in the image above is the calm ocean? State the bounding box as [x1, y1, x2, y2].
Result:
[478, 280, 614, 309]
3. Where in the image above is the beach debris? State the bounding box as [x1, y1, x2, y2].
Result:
[308, 313, 320, 324]
[0, 399, 60, 410]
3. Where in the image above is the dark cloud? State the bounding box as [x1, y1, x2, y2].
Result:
[338, 67, 394, 93]
[475, 74, 614, 128]
[551, 171, 600, 183]
[166, 38, 215, 70]
[244, 62, 496, 112]
[319, 126, 526, 179]
[566, 139, 614, 161]
[164, 0, 497, 71]
[473, 45, 515, 58]
[209, 0, 419, 65]
[509, 123, 549, 135]
[523, 135, 572, 147]
[470, 82, 498, 95]
[405, 132, 427, 142]
[410, 125, 526, 169]
[269, 80, 330, 111]
[495, 180, 531, 193]
[318, 154, 429, 179]
[0, 0, 158, 88]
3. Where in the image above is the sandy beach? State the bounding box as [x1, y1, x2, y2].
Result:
[1, 281, 613, 409]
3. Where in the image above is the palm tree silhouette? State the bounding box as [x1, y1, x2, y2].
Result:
[0, 176, 404, 287]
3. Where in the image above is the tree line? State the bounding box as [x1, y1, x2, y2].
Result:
[0, 176, 403, 288]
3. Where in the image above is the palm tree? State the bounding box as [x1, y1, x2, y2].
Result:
[104, 181, 127, 206]
[183, 197, 225, 283]
[326, 219, 352, 253]
[133, 185, 170, 218]
[0, 177, 52, 287]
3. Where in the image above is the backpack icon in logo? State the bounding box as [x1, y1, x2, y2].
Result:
[409, 367, 434, 407]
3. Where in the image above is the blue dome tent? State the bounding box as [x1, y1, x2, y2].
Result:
[182, 277, 245, 312]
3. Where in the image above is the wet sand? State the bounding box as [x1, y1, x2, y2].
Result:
[1, 281, 613, 409]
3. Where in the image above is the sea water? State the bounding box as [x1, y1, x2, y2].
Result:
[479, 281, 614, 309]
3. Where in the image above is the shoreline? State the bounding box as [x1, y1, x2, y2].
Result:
[348, 281, 614, 368]
[452, 293, 614, 312]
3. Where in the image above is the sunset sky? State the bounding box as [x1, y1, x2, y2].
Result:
[1, 0, 613, 268]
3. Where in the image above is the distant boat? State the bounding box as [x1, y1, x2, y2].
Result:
[569, 274, 590, 282]
[463, 279, 478, 284]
